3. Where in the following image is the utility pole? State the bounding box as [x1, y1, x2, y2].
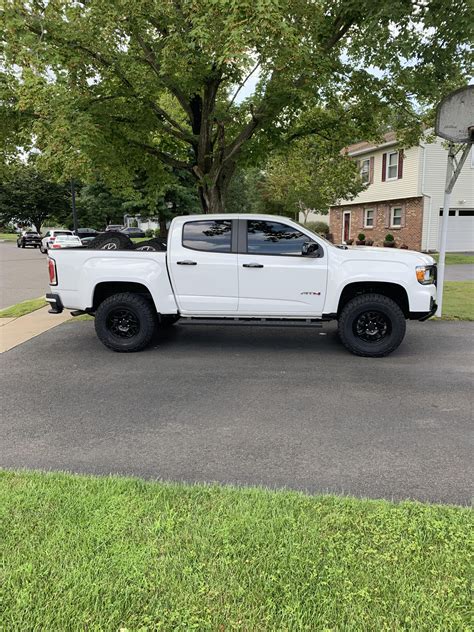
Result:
[71, 179, 79, 234]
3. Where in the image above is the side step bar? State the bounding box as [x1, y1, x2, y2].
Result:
[178, 317, 323, 328]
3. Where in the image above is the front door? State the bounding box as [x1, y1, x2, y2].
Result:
[169, 219, 238, 312]
[343, 212, 351, 242]
[238, 219, 328, 315]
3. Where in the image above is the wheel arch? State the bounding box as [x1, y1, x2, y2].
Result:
[92, 281, 156, 312]
[337, 282, 410, 318]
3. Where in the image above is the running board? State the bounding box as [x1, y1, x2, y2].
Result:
[178, 317, 323, 328]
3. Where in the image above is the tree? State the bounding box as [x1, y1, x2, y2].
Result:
[261, 137, 365, 221]
[0, 164, 69, 231]
[1, 1, 472, 213]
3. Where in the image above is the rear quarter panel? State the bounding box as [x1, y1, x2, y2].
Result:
[50, 249, 177, 313]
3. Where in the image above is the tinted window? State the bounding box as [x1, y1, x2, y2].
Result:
[247, 221, 311, 256]
[183, 220, 232, 252]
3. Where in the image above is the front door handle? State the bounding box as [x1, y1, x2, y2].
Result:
[177, 260, 197, 265]
[243, 263, 264, 268]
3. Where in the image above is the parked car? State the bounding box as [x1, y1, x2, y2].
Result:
[17, 230, 42, 249]
[48, 234, 83, 250]
[46, 213, 438, 357]
[120, 227, 146, 238]
[74, 228, 99, 238]
[105, 224, 123, 232]
[40, 229, 74, 253]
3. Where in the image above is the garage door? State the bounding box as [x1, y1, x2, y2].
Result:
[439, 209, 474, 252]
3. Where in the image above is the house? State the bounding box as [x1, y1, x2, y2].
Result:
[329, 132, 474, 251]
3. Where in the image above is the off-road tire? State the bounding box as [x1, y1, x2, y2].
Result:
[87, 231, 133, 251]
[133, 238, 167, 252]
[95, 292, 157, 352]
[338, 293, 406, 357]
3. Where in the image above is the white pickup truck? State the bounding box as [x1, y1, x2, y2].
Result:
[46, 214, 437, 357]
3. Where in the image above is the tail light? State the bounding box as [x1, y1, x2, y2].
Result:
[50, 236, 56, 241]
[52, 244, 62, 248]
[48, 257, 57, 285]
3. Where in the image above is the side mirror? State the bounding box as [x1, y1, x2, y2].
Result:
[302, 241, 320, 257]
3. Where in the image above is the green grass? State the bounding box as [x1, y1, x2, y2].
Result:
[0, 232, 18, 240]
[441, 281, 474, 320]
[432, 252, 473, 265]
[0, 296, 46, 318]
[0, 471, 471, 630]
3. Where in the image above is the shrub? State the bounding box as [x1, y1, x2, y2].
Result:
[306, 221, 329, 235]
[385, 233, 395, 242]
[366, 239, 374, 246]
[145, 229, 154, 238]
[154, 228, 161, 238]
[358, 233, 366, 241]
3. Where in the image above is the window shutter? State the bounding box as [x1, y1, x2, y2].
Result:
[369, 157, 374, 183]
[400, 206, 406, 227]
[398, 152, 404, 179]
[384, 206, 390, 228]
[360, 211, 365, 229]
[381, 153, 387, 181]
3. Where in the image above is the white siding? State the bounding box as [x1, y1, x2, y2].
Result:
[339, 145, 420, 206]
[421, 140, 474, 251]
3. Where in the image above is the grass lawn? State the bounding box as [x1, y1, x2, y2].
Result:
[0, 296, 46, 318]
[441, 281, 474, 321]
[1, 471, 471, 630]
[432, 252, 473, 265]
[0, 232, 18, 241]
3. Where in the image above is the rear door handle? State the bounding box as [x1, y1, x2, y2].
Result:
[243, 263, 264, 268]
[177, 260, 197, 265]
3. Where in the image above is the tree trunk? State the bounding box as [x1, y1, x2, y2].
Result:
[158, 214, 168, 239]
[196, 160, 236, 213]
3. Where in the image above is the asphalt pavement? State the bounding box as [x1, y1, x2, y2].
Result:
[1, 319, 472, 505]
[0, 241, 49, 308]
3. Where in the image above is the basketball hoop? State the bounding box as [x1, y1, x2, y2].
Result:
[434, 85, 473, 318]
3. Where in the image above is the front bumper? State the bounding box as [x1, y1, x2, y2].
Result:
[418, 298, 438, 321]
[45, 293, 64, 314]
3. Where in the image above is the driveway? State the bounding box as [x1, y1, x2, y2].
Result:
[0, 241, 49, 308]
[445, 264, 474, 281]
[1, 319, 472, 505]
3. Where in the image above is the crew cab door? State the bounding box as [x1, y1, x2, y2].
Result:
[169, 218, 238, 312]
[238, 219, 328, 315]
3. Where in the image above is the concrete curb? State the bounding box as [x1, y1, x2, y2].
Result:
[0, 307, 73, 353]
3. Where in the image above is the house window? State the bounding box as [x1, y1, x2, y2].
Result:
[390, 206, 403, 228]
[360, 159, 370, 184]
[364, 208, 375, 228]
[386, 151, 399, 180]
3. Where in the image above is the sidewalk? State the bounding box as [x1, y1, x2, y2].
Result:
[0, 307, 72, 353]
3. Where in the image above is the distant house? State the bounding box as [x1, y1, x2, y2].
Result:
[329, 132, 474, 251]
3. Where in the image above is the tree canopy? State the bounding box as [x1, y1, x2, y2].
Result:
[0, 164, 69, 231]
[1, 0, 472, 212]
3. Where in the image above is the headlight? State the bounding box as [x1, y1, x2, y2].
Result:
[416, 265, 435, 285]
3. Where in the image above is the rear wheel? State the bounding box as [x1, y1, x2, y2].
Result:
[95, 293, 157, 352]
[21, 242, 25, 248]
[87, 231, 133, 250]
[338, 293, 406, 357]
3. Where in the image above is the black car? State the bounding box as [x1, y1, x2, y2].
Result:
[74, 227, 99, 238]
[17, 231, 42, 248]
[120, 227, 146, 238]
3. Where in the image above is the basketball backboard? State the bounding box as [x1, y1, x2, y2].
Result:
[435, 85, 474, 143]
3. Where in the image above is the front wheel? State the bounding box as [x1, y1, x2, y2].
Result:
[95, 292, 157, 352]
[337, 293, 406, 357]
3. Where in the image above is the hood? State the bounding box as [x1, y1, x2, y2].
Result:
[340, 246, 435, 266]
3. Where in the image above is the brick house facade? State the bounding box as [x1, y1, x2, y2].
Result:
[330, 196, 424, 250]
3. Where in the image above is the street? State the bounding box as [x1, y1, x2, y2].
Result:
[0, 241, 49, 308]
[1, 318, 472, 505]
